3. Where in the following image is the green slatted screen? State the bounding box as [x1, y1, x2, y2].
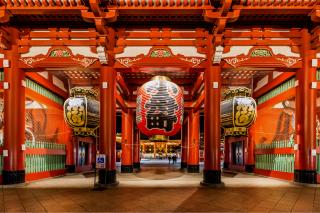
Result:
[26, 78, 64, 105]
[257, 77, 295, 105]
[316, 69, 320, 81]
[25, 141, 66, 174]
[255, 154, 294, 173]
[255, 140, 295, 173]
[255, 140, 294, 149]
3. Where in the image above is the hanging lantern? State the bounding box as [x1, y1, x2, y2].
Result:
[64, 87, 99, 137]
[136, 76, 184, 139]
[221, 87, 257, 136]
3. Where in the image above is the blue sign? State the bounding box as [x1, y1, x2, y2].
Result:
[96, 154, 106, 169]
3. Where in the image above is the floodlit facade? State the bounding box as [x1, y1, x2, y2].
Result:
[0, 0, 318, 187]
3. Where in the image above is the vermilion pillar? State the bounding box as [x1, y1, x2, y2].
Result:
[133, 125, 141, 170]
[245, 127, 255, 172]
[3, 28, 26, 184]
[64, 124, 75, 173]
[99, 65, 118, 185]
[223, 137, 229, 169]
[121, 109, 133, 173]
[187, 111, 200, 173]
[181, 120, 188, 169]
[202, 65, 222, 185]
[294, 29, 317, 183]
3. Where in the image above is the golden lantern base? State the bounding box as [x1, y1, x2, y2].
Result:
[149, 135, 169, 142]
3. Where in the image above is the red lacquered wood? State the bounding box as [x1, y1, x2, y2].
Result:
[257, 88, 295, 110]
[253, 72, 295, 99]
[254, 169, 294, 181]
[25, 169, 65, 182]
[25, 148, 66, 155]
[255, 148, 294, 155]
[26, 88, 63, 110]
[3, 28, 25, 172]
[100, 66, 117, 171]
[295, 29, 317, 172]
[187, 111, 200, 166]
[26, 72, 68, 99]
[121, 109, 133, 167]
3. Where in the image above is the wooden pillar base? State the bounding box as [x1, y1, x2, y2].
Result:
[98, 169, 118, 186]
[245, 164, 255, 173]
[181, 161, 187, 169]
[65, 165, 76, 173]
[294, 170, 317, 184]
[3, 170, 25, 184]
[133, 162, 141, 170]
[187, 165, 199, 173]
[202, 170, 221, 185]
[121, 165, 133, 173]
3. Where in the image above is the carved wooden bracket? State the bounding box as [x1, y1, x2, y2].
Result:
[115, 46, 206, 70]
[223, 46, 302, 69]
[19, 46, 98, 68]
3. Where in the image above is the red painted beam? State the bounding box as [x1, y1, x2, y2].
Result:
[117, 73, 130, 97]
[191, 73, 204, 97]
[253, 72, 295, 99]
[25, 148, 66, 155]
[26, 88, 63, 110]
[255, 148, 294, 155]
[257, 88, 296, 110]
[192, 90, 204, 112]
[116, 92, 128, 113]
[26, 72, 68, 99]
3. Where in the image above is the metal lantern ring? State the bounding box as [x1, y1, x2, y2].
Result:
[136, 76, 184, 137]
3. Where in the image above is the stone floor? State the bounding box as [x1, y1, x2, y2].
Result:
[1, 160, 320, 212]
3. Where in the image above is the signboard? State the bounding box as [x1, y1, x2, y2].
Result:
[96, 154, 106, 169]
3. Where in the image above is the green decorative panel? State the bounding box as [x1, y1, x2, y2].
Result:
[25, 141, 66, 174]
[25, 141, 66, 149]
[257, 77, 295, 105]
[26, 78, 64, 105]
[316, 69, 320, 81]
[255, 140, 294, 149]
[255, 154, 294, 173]
[25, 155, 66, 174]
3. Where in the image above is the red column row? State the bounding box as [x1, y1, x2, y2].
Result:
[181, 120, 188, 169]
[187, 111, 200, 173]
[3, 28, 26, 184]
[294, 29, 317, 183]
[121, 109, 134, 172]
[133, 125, 141, 170]
[99, 65, 118, 186]
[202, 65, 222, 185]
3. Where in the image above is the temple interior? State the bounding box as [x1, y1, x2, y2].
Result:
[0, 0, 318, 212]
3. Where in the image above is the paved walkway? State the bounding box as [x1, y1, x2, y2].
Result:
[1, 162, 320, 212]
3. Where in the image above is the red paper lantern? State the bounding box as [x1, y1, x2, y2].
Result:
[136, 76, 184, 137]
